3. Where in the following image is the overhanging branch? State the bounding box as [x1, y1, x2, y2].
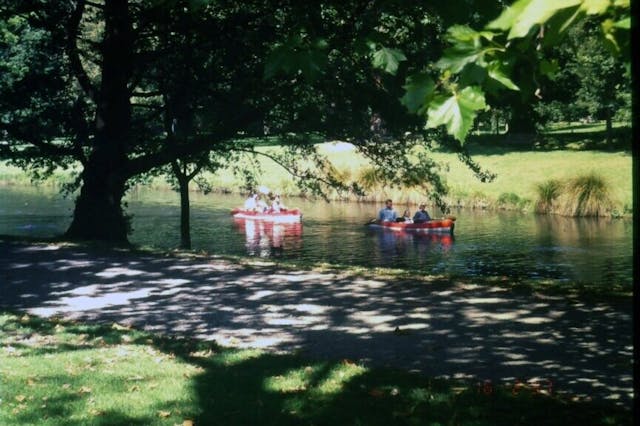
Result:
[67, 0, 98, 103]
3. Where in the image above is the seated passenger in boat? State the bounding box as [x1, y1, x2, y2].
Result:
[378, 199, 397, 222]
[397, 209, 413, 223]
[271, 194, 286, 213]
[256, 195, 269, 213]
[243, 193, 258, 211]
[413, 204, 431, 223]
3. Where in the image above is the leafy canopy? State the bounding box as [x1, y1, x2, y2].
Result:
[400, 0, 630, 142]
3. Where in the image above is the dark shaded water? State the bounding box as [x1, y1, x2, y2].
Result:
[0, 186, 633, 285]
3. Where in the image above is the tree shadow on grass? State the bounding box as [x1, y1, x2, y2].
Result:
[0, 239, 634, 424]
[457, 127, 632, 155]
[185, 348, 633, 426]
[1, 312, 632, 426]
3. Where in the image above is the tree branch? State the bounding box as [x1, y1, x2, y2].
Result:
[67, 0, 98, 103]
[85, 0, 104, 9]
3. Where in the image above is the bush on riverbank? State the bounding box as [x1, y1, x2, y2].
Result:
[535, 173, 616, 217]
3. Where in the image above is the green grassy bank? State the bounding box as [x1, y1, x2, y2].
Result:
[0, 125, 632, 215]
[0, 311, 631, 426]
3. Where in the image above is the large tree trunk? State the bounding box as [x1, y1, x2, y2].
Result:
[65, 162, 129, 242]
[65, 0, 132, 243]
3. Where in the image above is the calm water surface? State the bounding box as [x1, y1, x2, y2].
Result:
[0, 185, 633, 285]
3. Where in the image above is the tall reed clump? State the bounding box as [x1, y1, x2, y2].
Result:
[535, 173, 614, 217]
[535, 179, 562, 214]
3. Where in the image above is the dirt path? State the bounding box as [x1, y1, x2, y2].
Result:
[0, 239, 633, 404]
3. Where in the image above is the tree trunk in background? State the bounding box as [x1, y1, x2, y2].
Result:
[173, 161, 192, 250]
[506, 101, 537, 145]
[605, 107, 613, 145]
[65, 0, 132, 243]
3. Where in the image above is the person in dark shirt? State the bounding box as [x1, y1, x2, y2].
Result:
[413, 204, 431, 223]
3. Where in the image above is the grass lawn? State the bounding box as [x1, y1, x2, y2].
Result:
[182, 124, 634, 213]
[0, 122, 632, 213]
[0, 311, 632, 426]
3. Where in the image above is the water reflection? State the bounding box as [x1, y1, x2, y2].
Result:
[369, 228, 454, 267]
[232, 218, 303, 257]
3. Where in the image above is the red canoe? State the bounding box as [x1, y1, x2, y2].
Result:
[230, 208, 302, 222]
[368, 218, 455, 234]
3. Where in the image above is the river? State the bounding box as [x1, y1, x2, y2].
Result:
[0, 185, 632, 286]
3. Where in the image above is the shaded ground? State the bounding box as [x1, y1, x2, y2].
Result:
[0, 239, 633, 405]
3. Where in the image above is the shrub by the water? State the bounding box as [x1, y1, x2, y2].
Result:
[537, 173, 613, 217]
[559, 173, 613, 217]
[535, 179, 562, 214]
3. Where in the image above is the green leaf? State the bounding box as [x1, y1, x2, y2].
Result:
[436, 45, 484, 73]
[264, 45, 292, 79]
[459, 63, 488, 87]
[436, 26, 499, 74]
[487, 0, 530, 31]
[613, 17, 630, 29]
[298, 50, 327, 81]
[426, 86, 487, 142]
[400, 73, 435, 114]
[488, 0, 582, 39]
[539, 59, 560, 79]
[445, 25, 494, 43]
[487, 62, 519, 90]
[371, 47, 407, 75]
[580, 0, 610, 15]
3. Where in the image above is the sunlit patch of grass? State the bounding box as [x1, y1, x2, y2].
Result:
[212, 348, 263, 366]
[0, 314, 200, 425]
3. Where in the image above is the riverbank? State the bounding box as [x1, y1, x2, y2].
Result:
[1, 238, 633, 418]
[0, 130, 632, 215]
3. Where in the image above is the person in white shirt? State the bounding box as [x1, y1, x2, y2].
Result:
[243, 193, 258, 211]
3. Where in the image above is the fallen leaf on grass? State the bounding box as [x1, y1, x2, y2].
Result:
[189, 349, 214, 358]
[12, 404, 27, 415]
[158, 410, 171, 418]
[112, 323, 132, 331]
[78, 386, 92, 394]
